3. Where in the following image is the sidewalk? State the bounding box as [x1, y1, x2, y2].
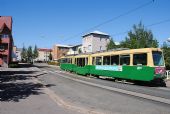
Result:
[0, 66, 79, 114]
[166, 80, 170, 87]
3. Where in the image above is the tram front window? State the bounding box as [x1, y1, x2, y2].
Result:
[152, 51, 164, 66]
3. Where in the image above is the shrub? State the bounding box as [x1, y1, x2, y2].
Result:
[47, 61, 60, 66]
[9, 62, 19, 68]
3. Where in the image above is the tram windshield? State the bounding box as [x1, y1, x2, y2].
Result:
[152, 51, 164, 66]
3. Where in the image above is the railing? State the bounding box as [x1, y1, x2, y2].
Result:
[0, 38, 10, 43]
[166, 70, 170, 80]
[0, 49, 8, 55]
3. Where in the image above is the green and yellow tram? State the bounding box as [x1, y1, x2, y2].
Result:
[59, 48, 165, 82]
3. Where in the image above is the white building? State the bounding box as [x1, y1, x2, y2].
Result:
[16, 48, 22, 61]
[35, 48, 52, 62]
[82, 31, 110, 53]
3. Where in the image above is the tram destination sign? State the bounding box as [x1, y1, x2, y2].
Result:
[96, 65, 122, 71]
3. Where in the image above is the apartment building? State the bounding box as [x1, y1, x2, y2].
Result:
[52, 44, 72, 61]
[82, 31, 110, 53]
[35, 48, 52, 62]
[0, 16, 13, 67]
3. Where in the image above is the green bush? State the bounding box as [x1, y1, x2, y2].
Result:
[48, 61, 60, 66]
[9, 62, 19, 68]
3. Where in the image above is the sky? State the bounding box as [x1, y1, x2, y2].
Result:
[1, 0, 170, 48]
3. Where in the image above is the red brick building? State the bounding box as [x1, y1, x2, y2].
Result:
[0, 16, 13, 67]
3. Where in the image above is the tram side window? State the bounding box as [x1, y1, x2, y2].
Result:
[67, 58, 72, 63]
[75, 58, 77, 65]
[120, 55, 130, 65]
[96, 57, 102, 65]
[77, 58, 86, 67]
[85, 57, 88, 65]
[133, 53, 147, 65]
[103, 56, 110, 65]
[77, 58, 80, 66]
[61, 58, 66, 63]
[111, 55, 119, 65]
[92, 57, 95, 65]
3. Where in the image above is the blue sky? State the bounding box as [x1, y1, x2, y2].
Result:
[1, 0, 170, 48]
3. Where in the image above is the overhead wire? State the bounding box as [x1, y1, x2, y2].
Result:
[60, 0, 154, 43]
[111, 18, 170, 37]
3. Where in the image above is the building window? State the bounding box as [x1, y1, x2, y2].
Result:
[0, 45, 5, 51]
[1, 34, 9, 38]
[100, 46, 102, 51]
[88, 45, 91, 51]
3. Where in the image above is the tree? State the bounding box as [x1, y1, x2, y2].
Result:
[162, 42, 170, 69]
[106, 38, 117, 50]
[21, 46, 27, 62]
[120, 22, 158, 49]
[48, 52, 53, 61]
[27, 46, 33, 63]
[78, 48, 82, 54]
[33, 45, 39, 60]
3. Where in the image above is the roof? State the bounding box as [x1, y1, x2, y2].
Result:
[55, 44, 73, 48]
[83, 30, 110, 37]
[0, 16, 12, 31]
[38, 48, 52, 52]
[16, 48, 22, 51]
[71, 44, 82, 48]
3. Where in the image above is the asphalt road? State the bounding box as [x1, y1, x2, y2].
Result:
[35, 63, 170, 114]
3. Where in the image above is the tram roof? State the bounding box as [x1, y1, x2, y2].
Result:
[62, 48, 162, 58]
[91, 48, 162, 56]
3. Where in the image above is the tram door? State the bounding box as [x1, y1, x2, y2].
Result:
[76, 57, 88, 67]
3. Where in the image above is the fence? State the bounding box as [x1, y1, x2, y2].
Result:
[166, 70, 170, 80]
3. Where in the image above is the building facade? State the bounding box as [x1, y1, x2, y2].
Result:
[12, 46, 17, 62]
[35, 48, 52, 62]
[52, 44, 72, 61]
[15, 48, 22, 62]
[82, 31, 110, 53]
[0, 16, 13, 67]
[67, 44, 82, 55]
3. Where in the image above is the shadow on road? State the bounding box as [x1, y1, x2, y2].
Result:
[0, 64, 54, 102]
[0, 82, 43, 102]
[0, 73, 36, 83]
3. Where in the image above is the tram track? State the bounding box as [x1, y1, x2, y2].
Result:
[37, 65, 170, 105]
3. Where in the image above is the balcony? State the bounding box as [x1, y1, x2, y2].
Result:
[0, 38, 10, 43]
[0, 48, 8, 55]
[0, 58, 3, 65]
